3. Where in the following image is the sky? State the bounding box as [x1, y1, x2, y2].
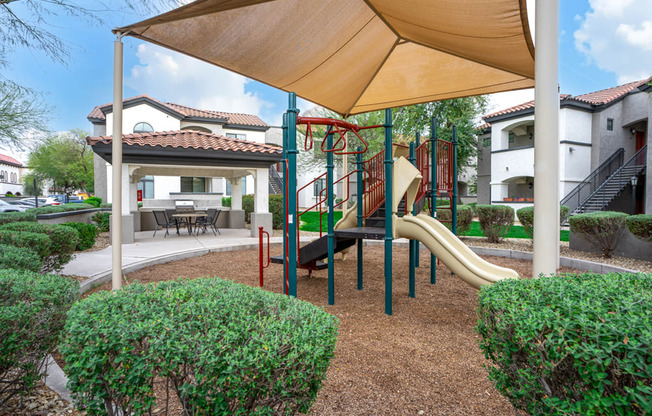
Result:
[3, 0, 652, 161]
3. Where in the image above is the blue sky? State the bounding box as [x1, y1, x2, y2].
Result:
[3, 0, 651, 160]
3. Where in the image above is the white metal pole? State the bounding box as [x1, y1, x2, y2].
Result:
[533, 0, 559, 277]
[111, 35, 124, 290]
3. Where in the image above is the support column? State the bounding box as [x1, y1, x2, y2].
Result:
[430, 118, 437, 284]
[282, 113, 288, 295]
[327, 131, 335, 305]
[229, 177, 245, 229]
[408, 142, 416, 298]
[111, 35, 123, 290]
[384, 109, 393, 316]
[533, 0, 560, 277]
[414, 133, 421, 268]
[287, 93, 299, 297]
[251, 168, 272, 237]
[452, 126, 458, 235]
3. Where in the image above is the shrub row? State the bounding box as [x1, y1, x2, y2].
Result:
[516, 205, 569, 239]
[436, 205, 473, 234]
[0, 270, 78, 406]
[62, 222, 100, 251]
[26, 203, 95, 216]
[0, 211, 36, 226]
[61, 278, 339, 416]
[0, 222, 79, 271]
[0, 244, 42, 272]
[569, 211, 628, 258]
[476, 205, 514, 243]
[477, 272, 652, 416]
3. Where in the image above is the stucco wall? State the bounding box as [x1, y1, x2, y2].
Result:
[0, 162, 24, 195]
[179, 120, 224, 134]
[106, 103, 181, 136]
[222, 128, 266, 144]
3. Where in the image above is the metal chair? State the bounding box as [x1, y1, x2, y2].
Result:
[196, 209, 221, 235]
[165, 209, 187, 234]
[153, 210, 177, 237]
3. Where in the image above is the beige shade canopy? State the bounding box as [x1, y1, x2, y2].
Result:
[116, 0, 535, 117]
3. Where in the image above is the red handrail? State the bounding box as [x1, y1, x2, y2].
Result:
[296, 116, 370, 155]
[318, 169, 358, 233]
[437, 139, 454, 192]
[361, 148, 386, 217]
[258, 226, 270, 287]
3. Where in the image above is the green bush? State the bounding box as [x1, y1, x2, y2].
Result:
[569, 211, 627, 258]
[476, 205, 514, 243]
[436, 205, 473, 234]
[27, 205, 66, 215]
[0, 222, 79, 271]
[626, 214, 652, 242]
[0, 211, 36, 226]
[468, 202, 477, 216]
[85, 196, 102, 208]
[61, 202, 95, 211]
[270, 194, 283, 229]
[0, 270, 78, 405]
[0, 244, 42, 272]
[221, 196, 231, 207]
[243, 194, 254, 223]
[92, 212, 111, 232]
[477, 273, 652, 416]
[559, 205, 569, 225]
[0, 231, 51, 262]
[62, 222, 99, 251]
[517, 205, 569, 239]
[99, 203, 112, 208]
[61, 278, 338, 416]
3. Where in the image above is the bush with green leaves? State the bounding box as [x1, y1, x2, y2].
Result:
[0, 270, 78, 406]
[626, 214, 652, 242]
[61, 278, 338, 416]
[517, 205, 570, 239]
[0, 244, 42, 272]
[270, 194, 283, 229]
[569, 211, 627, 258]
[0, 222, 79, 271]
[476, 205, 514, 243]
[468, 202, 477, 216]
[221, 196, 231, 207]
[436, 205, 473, 234]
[243, 194, 254, 222]
[0, 211, 36, 226]
[27, 205, 66, 215]
[99, 203, 112, 208]
[62, 222, 99, 251]
[62, 202, 95, 211]
[0, 231, 51, 262]
[477, 272, 652, 416]
[91, 211, 111, 232]
[84, 196, 102, 208]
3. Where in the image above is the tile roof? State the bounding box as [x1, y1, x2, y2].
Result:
[87, 95, 268, 128]
[0, 154, 23, 168]
[86, 130, 281, 155]
[483, 77, 651, 120]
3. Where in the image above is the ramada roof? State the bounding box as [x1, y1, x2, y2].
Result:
[483, 77, 651, 121]
[86, 130, 280, 155]
[87, 95, 268, 128]
[0, 154, 23, 168]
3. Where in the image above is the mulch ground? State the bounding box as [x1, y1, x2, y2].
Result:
[88, 245, 579, 416]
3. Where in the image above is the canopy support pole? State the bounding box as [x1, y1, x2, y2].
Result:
[111, 34, 124, 290]
[533, 0, 560, 277]
[430, 118, 437, 285]
[287, 93, 298, 297]
[384, 109, 393, 316]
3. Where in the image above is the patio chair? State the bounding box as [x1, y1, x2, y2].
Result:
[165, 209, 187, 233]
[195, 209, 221, 235]
[153, 210, 178, 237]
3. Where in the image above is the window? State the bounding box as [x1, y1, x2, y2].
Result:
[314, 178, 326, 198]
[138, 176, 154, 199]
[181, 125, 211, 133]
[508, 132, 515, 143]
[483, 138, 491, 147]
[133, 122, 154, 133]
[607, 118, 614, 131]
[226, 133, 246, 140]
[180, 177, 206, 193]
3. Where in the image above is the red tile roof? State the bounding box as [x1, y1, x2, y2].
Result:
[484, 94, 571, 119]
[0, 154, 23, 168]
[87, 95, 268, 128]
[86, 130, 280, 155]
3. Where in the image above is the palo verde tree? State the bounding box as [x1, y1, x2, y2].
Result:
[24, 129, 94, 194]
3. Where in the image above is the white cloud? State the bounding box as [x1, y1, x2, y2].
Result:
[486, 88, 535, 117]
[126, 44, 274, 120]
[574, 0, 652, 83]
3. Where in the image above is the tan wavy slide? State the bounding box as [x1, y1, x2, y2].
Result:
[395, 214, 519, 289]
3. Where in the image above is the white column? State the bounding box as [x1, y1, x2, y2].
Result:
[122, 164, 131, 215]
[231, 177, 243, 210]
[254, 168, 269, 213]
[533, 0, 559, 277]
[111, 35, 124, 290]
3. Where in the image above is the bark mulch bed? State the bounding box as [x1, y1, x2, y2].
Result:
[87, 245, 580, 416]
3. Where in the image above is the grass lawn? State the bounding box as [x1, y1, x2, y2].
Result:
[460, 221, 569, 242]
[299, 211, 344, 232]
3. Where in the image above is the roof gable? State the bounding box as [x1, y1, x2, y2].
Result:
[0, 154, 23, 168]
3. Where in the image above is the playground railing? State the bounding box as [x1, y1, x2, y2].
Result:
[318, 169, 358, 235]
[362, 148, 385, 218]
[297, 116, 371, 155]
[436, 139, 454, 192]
[258, 226, 271, 287]
[415, 141, 430, 204]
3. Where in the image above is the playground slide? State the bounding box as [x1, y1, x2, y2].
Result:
[394, 214, 519, 289]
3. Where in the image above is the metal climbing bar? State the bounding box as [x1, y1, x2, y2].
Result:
[258, 226, 270, 287]
[297, 116, 369, 155]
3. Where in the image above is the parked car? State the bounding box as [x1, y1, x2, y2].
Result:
[19, 198, 52, 207]
[0, 199, 27, 212]
[6, 200, 33, 208]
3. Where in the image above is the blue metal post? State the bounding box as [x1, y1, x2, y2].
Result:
[452, 126, 458, 236]
[384, 109, 393, 315]
[287, 93, 298, 297]
[356, 147, 364, 290]
[282, 113, 288, 294]
[327, 131, 335, 305]
[430, 118, 437, 284]
[408, 141, 416, 298]
[414, 132, 420, 268]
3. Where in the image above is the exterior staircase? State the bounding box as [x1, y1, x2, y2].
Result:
[269, 165, 283, 195]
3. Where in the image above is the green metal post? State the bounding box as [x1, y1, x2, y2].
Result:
[384, 109, 393, 316]
[327, 130, 335, 305]
[452, 126, 458, 236]
[287, 93, 298, 297]
[430, 117, 437, 285]
[356, 147, 363, 290]
[414, 132, 420, 268]
[282, 113, 288, 294]
[408, 141, 416, 298]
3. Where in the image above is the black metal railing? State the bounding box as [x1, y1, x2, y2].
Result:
[561, 148, 624, 213]
[269, 165, 284, 194]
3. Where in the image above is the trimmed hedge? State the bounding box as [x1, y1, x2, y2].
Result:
[476, 205, 514, 243]
[61, 278, 338, 416]
[569, 211, 627, 258]
[517, 205, 569, 239]
[0, 222, 79, 271]
[477, 273, 652, 416]
[85, 196, 102, 208]
[0, 211, 36, 226]
[626, 214, 652, 242]
[91, 212, 110, 232]
[99, 203, 112, 208]
[436, 205, 473, 234]
[0, 244, 42, 272]
[221, 196, 232, 207]
[0, 270, 78, 405]
[26, 203, 95, 216]
[0, 231, 51, 261]
[62, 222, 99, 251]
